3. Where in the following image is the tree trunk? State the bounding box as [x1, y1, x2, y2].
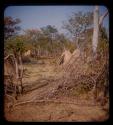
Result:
[13, 53, 19, 98]
[14, 54, 19, 82]
[76, 38, 79, 50]
[92, 6, 99, 57]
[13, 51, 23, 97]
[92, 6, 99, 102]
[18, 52, 23, 93]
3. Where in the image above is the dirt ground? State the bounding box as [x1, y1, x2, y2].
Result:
[4, 58, 109, 122]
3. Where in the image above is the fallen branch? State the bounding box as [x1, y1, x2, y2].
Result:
[5, 94, 16, 104]
[13, 99, 98, 108]
[23, 82, 49, 94]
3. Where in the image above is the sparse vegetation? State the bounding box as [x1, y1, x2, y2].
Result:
[4, 6, 109, 122]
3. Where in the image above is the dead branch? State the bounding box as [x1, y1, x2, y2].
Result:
[13, 99, 98, 108]
[99, 10, 109, 26]
[5, 94, 15, 100]
[23, 82, 49, 93]
[5, 94, 16, 105]
[4, 54, 14, 60]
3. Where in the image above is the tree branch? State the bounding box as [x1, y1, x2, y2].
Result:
[4, 54, 14, 60]
[99, 10, 109, 26]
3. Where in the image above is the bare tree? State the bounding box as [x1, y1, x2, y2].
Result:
[63, 11, 93, 58]
[92, 6, 108, 57]
[92, 6, 99, 58]
[92, 6, 109, 104]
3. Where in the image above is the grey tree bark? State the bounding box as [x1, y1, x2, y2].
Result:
[92, 6, 109, 103]
[92, 6, 99, 57]
[92, 6, 108, 57]
[18, 52, 24, 93]
[13, 53, 19, 99]
[13, 52, 23, 99]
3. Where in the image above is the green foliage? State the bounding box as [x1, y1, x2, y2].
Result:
[4, 16, 21, 40]
[70, 81, 93, 97]
[63, 11, 93, 51]
[5, 36, 28, 55]
[23, 26, 75, 56]
[41, 25, 58, 37]
[4, 19, 75, 57]
[99, 27, 108, 41]
[63, 11, 93, 38]
[65, 41, 75, 53]
[98, 27, 109, 56]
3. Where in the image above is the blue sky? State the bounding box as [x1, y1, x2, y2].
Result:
[4, 6, 109, 37]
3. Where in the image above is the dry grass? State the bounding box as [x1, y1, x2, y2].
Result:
[23, 59, 60, 85]
[4, 96, 108, 122]
[4, 56, 109, 122]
